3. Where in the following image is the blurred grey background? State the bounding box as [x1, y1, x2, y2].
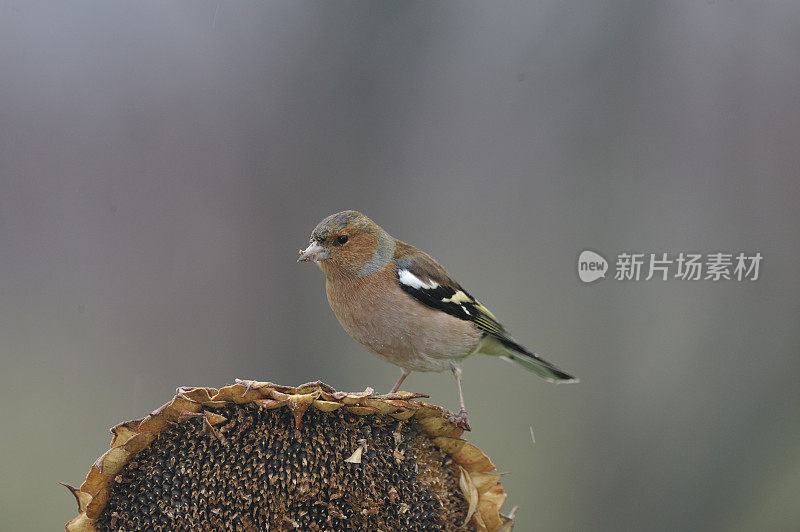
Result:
[1, 1, 799, 530]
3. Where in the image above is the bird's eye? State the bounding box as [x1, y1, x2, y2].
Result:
[336, 235, 349, 245]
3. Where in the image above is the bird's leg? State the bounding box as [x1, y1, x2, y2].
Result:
[389, 370, 410, 393]
[447, 364, 471, 431]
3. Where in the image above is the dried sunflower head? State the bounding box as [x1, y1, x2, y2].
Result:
[64, 380, 513, 531]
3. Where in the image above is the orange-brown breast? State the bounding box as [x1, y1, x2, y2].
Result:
[324, 263, 483, 373]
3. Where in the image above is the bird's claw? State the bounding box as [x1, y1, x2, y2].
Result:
[446, 409, 471, 431]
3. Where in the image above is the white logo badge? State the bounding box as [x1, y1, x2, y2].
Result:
[578, 250, 608, 283]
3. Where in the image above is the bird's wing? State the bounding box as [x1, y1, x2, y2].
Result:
[393, 243, 578, 383]
[393, 244, 506, 338]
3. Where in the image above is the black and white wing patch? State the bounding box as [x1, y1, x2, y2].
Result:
[395, 255, 578, 382]
[395, 258, 505, 336]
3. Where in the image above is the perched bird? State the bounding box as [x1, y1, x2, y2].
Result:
[298, 210, 577, 429]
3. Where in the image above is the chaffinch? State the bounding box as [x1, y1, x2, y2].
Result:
[298, 210, 577, 429]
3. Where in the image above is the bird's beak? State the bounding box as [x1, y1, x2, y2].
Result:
[298, 241, 330, 263]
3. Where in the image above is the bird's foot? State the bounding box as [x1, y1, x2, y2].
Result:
[446, 409, 471, 431]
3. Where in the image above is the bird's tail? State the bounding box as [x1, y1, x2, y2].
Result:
[477, 335, 579, 383]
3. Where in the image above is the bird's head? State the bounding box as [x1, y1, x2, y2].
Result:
[298, 210, 394, 278]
